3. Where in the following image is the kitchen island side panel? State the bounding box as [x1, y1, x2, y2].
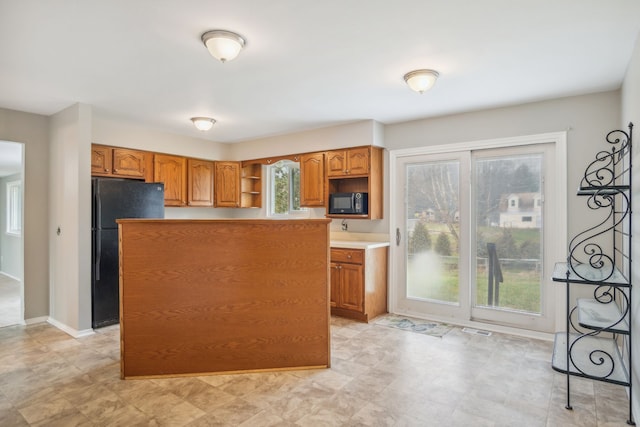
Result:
[117, 219, 331, 378]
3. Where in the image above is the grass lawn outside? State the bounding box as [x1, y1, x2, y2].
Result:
[407, 254, 542, 313]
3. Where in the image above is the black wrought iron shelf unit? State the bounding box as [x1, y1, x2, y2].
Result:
[551, 123, 634, 425]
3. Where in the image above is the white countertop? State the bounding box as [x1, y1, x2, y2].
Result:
[330, 240, 390, 249]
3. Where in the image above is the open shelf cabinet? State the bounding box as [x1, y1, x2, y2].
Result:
[551, 123, 634, 425]
[241, 162, 262, 208]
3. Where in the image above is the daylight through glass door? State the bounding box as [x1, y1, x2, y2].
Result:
[406, 160, 461, 305]
[473, 154, 543, 315]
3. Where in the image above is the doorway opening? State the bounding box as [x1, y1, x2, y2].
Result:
[0, 140, 24, 327]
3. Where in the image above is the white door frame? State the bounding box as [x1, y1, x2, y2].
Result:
[389, 131, 567, 337]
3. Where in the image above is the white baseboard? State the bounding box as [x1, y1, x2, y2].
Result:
[24, 316, 47, 325]
[47, 317, 95, 338]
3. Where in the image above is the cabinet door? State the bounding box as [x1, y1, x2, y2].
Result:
[330, 262, 341, 308]
[188, 159, 214, 207]
[326, 150, 347, 177]
[339, 263, 364, 312]
[214, 161, 241, 207]
[91, 145, 112, 175]
[154, 154, 187, 207]
[347, 147, 370, 175]
[300, 152, 325, 207]
[112, 148, 146, 178]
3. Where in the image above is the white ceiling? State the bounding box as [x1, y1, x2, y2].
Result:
[1, 0, 639, 145]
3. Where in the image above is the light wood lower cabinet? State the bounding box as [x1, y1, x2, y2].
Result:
[330, 246, 388, 322]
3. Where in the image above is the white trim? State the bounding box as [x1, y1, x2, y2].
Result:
[47, 317, 95, 338]
[24, 315, 48, 325]
[390, 131, 567, 158]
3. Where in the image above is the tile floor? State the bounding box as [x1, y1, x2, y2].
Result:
[0, 274, 21, 327]
[0, 316, 633, 426]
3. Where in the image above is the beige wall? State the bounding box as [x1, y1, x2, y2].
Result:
[622, 32, 640, 421]
[385, 91, 621, 240]
[49, 103, 93, 333]
[92, 112, 231, 161]
[0, 108, 49, 321]
[228, 120, 383, 160]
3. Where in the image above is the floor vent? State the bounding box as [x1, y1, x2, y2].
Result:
[462, 327, 492, 336]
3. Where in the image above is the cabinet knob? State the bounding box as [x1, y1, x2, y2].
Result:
[105, 169, 110, 172]
[347, 254, 352, 259]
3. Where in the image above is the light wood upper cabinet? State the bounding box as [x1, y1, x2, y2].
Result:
[92, 145, 146, 179]
[326, 146, 383, 219]
[214, 161, 241, 208]
[300, 152, 325, 207]
[154, 154, 187, 207]
[187, 159, 214, 207]
[326, 147, 370, 177]
[91, 145, 112, 175]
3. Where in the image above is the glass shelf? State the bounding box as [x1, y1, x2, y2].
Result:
[576, 185, 630, 196]
[576, 298, 629, 334]
[552, 262, 629, 286]
[552, 332, 630, 386]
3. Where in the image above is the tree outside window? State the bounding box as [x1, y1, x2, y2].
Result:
[269, 160, 306, 216]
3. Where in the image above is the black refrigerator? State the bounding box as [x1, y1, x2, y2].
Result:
[91, 178, 165, 328]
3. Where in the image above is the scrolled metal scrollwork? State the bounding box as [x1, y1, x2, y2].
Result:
[568, 333, 616, 380]
[581, 126, 631, 189]
[567, 189, 629, 282]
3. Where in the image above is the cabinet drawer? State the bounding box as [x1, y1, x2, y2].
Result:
[330, 248, 363, 264]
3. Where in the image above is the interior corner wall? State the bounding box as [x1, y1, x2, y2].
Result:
[621, 30, 640, 422]
[0, 108, 49, 321]
[49, 103, 93, 333]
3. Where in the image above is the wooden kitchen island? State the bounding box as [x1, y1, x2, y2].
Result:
[117, 218, 331, 379]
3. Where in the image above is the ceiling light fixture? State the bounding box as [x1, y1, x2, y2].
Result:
[201, 30, 246, 62]
[191, 117, 216, 131]
[404, 69, 439, 94]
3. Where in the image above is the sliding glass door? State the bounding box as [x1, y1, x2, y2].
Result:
[393, 141, 560, 332]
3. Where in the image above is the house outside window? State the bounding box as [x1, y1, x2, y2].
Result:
[6, 180, 21, 236]
[268, 160, 307, 217]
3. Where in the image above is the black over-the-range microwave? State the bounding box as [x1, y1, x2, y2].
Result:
[328, 192, 368, 215]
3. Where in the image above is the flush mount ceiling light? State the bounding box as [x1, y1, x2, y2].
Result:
[404, 69, 439, 94]
[201, 30, 246, 62]
[191, 117, 216, 131]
